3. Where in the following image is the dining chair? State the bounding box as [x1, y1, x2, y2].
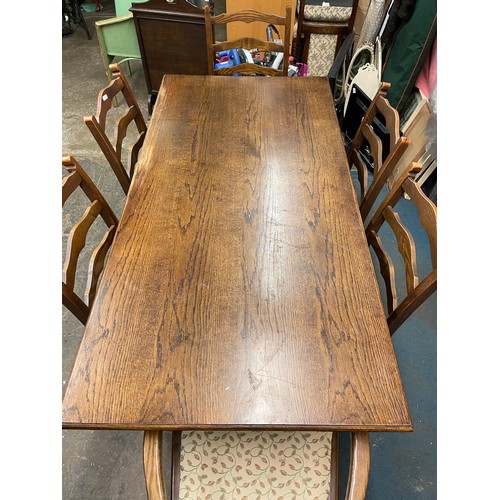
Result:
[84, 63, 147, 194]
[160, 429, 369, 499]
[294, 0, 359, 76]
[95, 13, 142, 88]
[365, 160, 437, 336]
[203, 5, 293, 76]
[346, 81, 411, 222]
[62, 155, 119, 325]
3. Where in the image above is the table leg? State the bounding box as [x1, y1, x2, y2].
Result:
[345, 432, 370, 500]
[143, 430, 166, 500]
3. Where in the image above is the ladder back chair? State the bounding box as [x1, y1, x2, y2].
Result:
[62, 155, 119, 325]
[347, 81, 410, 222]
[204, 5, 293, 76]
[294, 0, 359, 71]
[84, 63, 147, 194]
[365, 161, 437, 336]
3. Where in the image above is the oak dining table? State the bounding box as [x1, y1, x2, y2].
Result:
[62, 74, 412, 499]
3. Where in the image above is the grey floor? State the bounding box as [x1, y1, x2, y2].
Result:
[62, 4, 437, 498]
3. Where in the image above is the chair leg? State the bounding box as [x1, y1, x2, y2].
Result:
[345, 432, 370, 500]
[302, 32, 311, 64]
[170, 431, 182, 500]
[71, 0, 91, 39]
[143, 430, 166, 500]
[329, 432, 340, 500]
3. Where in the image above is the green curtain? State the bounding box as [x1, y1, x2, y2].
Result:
[382, 0, 436, 112]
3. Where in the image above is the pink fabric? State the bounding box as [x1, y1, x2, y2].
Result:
[415, 34, 437, 99]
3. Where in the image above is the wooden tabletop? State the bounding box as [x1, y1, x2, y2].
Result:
[62, 75, 412, 433]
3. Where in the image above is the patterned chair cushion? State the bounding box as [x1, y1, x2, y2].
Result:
[179, 430, 332, 499]
[307, 34, 339, 77]
[303, 5, 352, 23]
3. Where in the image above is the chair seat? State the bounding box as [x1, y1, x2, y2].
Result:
[307, 34, 341, 76]
[179, 430, 332, 498]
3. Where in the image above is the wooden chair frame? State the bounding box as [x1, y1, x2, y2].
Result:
[347, 82, 411, 221]
[84, 63, 147, 194]
[62, 155, 119, 325]
[294, 0, 359, 63]
[365, 161, 437, 335]
[204, 5, 293, 77]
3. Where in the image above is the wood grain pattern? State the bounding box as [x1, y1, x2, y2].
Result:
[62, 76, 411, 433]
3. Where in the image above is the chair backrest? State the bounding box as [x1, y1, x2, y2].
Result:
[84, 63, 147, 194]
[347, 81, 410, 221]
[294, 0, 359, 59]
[204, 5, 292, 76]
[62, 155, 119, 325]
[365, 161, 437, 336]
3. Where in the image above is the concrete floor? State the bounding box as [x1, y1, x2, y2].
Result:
[62, 4, 437, 498]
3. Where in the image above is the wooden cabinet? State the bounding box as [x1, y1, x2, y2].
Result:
[130, 0, 210, 111]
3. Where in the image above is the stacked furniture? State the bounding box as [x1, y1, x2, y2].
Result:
[130, 0, 211, 113]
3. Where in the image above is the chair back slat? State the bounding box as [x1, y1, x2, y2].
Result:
[215, 37, 285, 53]
[402, 178, 437, 269]
[351, 149, 368, 202]
[85, 225, 117, 308]
[63, 200, 102, 291]
[376, 93, 400, 147]
[85, 63, 147, 194]
[211, 10, 288, 26]
[114, 105, 139, 160]
[383, 206, 419, 295]
[62, 156, 118, 325]
[128, 130, 147, 179]
[361, 125, 383, 175]
[366, 230, 397, 315]
[95, 77, 125, 131]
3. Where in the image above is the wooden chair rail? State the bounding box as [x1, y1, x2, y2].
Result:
[214, 62, 284, 76]
[214, 37, 286, 53]
[210, 9, 288, 26]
